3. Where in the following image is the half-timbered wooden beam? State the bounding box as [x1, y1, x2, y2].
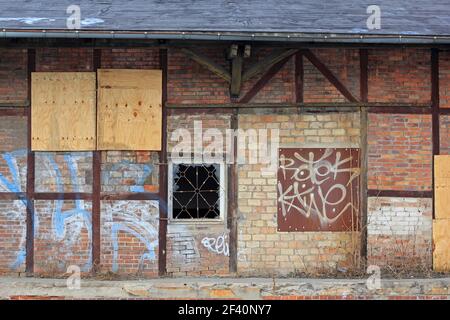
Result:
[230, 46, 244, 97]
[239, 54, 294, 103]
[301, 49, 359, 103]
[242, 49, 297, 82]
[181, 48, 231, 82]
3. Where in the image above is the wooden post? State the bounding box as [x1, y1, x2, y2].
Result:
[92, 48, 102, 272]
[25, 48, 36, 275]
[431, 48, 440, 220]
[359, 49, 369, 265]
[158, 48, 168, 276]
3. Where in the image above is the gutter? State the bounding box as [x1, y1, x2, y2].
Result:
[1, 29, 450, 44]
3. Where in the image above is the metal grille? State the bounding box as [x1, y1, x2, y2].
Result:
[172, 163, 222, 219]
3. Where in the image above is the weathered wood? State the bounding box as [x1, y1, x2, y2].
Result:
[301, 49, 359, 103]
[359, 49, 368, 265]
[97, 69, 162, 150]
[26, 48, 36, 275]
[167, 102, 430, 109]
[158, 48, 168, 277]
[433, 219, 450, 272]
[228, 109, 238, 273]
[242, 49, 297, 82]
[434, 155, 450, 219]
[181, 48, 231, 83]
[230, 48, 244, 97]
[101, 193, 159, 201]
[367, 190, 433, 198]
[92, 48, 101, 273]
[33, 193, 93, 200]
[294, 52, 304, 103]
[0, 107, 28, 116]
[31, 72, 97, 151]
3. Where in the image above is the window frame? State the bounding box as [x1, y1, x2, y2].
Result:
[168, 160, 227, 224]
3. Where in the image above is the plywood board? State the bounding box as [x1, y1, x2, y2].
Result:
[31, 72, 96, 151]
[97, 69, 162, 150]
[434, 155, 450, 219]
[433, 219, 450, 272]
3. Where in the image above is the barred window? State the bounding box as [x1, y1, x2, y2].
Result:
[169, 163, 225, 220]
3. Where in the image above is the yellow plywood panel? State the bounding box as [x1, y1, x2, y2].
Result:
[434, 155, 450, 219]
[433, 219, 450, 272]
[31, 72, 96, 151]
[97, 69, 162, 150]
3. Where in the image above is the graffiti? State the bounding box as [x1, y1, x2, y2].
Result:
[201, 233, 229, 256]
[277, 148, 360, 232]
[0, 149, 28, 270]
[103, 201, 159, 273]
[103, 160, 154, 193]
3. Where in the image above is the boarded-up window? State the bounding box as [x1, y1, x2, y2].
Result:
[31, 72, 96, 151]
[433, 155, 450, 271]
[277, 148, 360, 232]
[97, 69, 162, 151]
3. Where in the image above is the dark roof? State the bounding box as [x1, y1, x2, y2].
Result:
[0, 1, 449, 42]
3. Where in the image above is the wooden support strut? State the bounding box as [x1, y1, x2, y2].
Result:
[92, 48, 102, 273]
[25, 48, 36, 275]
[158, 48, 169, 276]
[301, 49, 359, 103]
[359, 48, 369, 264]
[180, 48, 231, 83]
[431, 48, 440, 220]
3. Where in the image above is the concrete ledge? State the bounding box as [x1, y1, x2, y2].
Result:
[1, 276, 449, 300]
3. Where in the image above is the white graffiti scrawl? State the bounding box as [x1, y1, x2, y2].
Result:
[277, 148, 360, 232]
[201, 233, 229, 256]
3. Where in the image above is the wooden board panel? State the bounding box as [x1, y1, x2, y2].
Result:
[433, 219, 450, 272]
[97, 69, 162, 150]
[31, 72, 96, 151]
[434, 155, 450, 219]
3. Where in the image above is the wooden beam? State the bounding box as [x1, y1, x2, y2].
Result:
[0, 101, 30, 107]
[181, 48, 231, 83]
[0, 107, 28, 116]
[368, 106, 432, 114]
[159, 48, 169, 277]
[167, 102, 431, 110]
[239, 55, 293, 104]
[228, 109, 238, 273]
[34, 193, 93, 200]
[294, 52, 304, 103]
[431, 48, 440, 220]
[367, 190, 433, 198]
[301, 49, 359, 103]
[242, 49, 297, 82]
[92, 48, 102, 273]
[230, 46, 244, 97]
[0, 192, 26, 200]
[101, 193, 159, 201]
[359, 48, 369, 266]
[25, 48, 36, 275]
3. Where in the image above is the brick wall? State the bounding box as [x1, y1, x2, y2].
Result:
[101, 151, 159, 193]
[237, 110, 361, 276]
[368, 49, 430, 103]
[368, 113, 432, 191]
[36, 48, 93, 72]
[304, 48, 360, 103]
[367, 197, 432, 270]
[440, 115, 450, 155]
[34, 200, 92, 274]
[0, 116, 27, 273]
[100, 200, 159, 276]
[0, 49, 27, 103]
[440, 51, 450, 109]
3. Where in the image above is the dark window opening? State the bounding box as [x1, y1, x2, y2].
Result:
[172, 163, 221, 219]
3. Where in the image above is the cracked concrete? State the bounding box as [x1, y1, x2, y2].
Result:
[0, 276, 449, 299]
